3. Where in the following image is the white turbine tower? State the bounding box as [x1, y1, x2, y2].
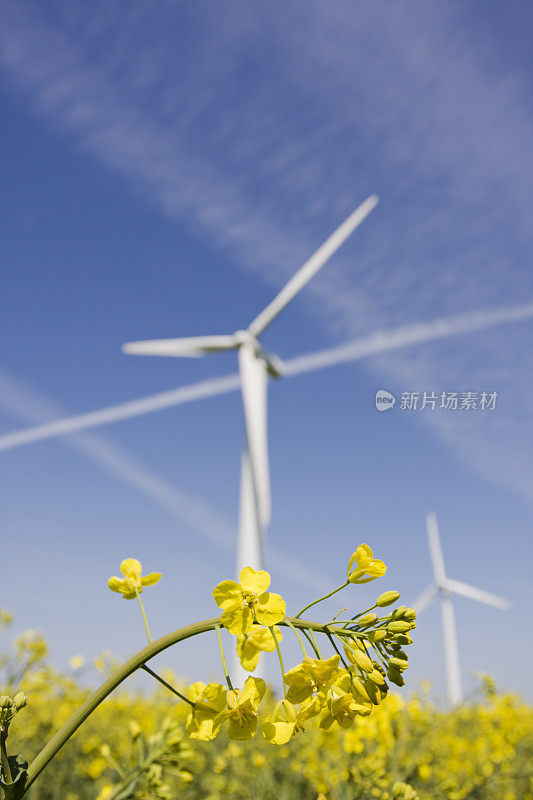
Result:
[414, 511, 510, 706]
[122, 195, 379, 576]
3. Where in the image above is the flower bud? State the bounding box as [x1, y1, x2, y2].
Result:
[364, 678, 381, 705]
[392, 605, 407, 619]
[357, 613, 378, 626]
[367, 669, 386, 686]
[387, 621, 411, 633]
[394, 634, 413, 646]
[389, 656, 408, 671]
[403, 608, 416, 621]
[349, 649, 374, 673]
[387, 666, 405, 687]
[376, 591, 400, 608]
[368, 629, 387, 642]
[13, 692, 26, 710]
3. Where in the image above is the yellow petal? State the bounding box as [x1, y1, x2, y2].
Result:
[236, 636, 262, 672]
[366, 559, 387, 577]
[239, 567, 270, 595]
[242, 676, 267, 708]
[262, 719, 295, 745]
[140, 572, 162, 587]
[254, 593, 286, 626]
[188, 682, 207, 703]
[212, 580, 242, 609]
[227, 715, 257, 740]
[348, 567, 366, 584]
[107, 577, 125, 593]
[354, 544, 373, 568]
[107, 577, 135, 598]
[120, 558, 142, 579]
[221, 605, 254, 634]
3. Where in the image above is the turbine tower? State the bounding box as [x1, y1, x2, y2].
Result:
[414, 511, 510, 706]
[122, 195, 378, 577]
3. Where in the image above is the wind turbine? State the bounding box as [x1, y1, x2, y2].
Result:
[414, 511, 510, 706]
[122, 195, 379, 577]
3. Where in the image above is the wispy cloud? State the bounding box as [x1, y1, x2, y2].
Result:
[1, 0, 532, 505]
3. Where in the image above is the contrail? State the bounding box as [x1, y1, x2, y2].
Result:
[1, 302, 532, 452]
[0, 373, 330, 593]
[285, 302, 533, 375]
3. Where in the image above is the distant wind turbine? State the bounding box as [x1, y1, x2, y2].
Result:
[414, 512, 510, 706]
[122, 195, 379, 575]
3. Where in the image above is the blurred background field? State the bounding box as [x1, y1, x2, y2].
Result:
[3, 619, 532, 800]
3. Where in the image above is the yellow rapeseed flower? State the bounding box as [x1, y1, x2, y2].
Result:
[284, 656, 340, 704]
[107, 558, 161, 599]
[212, 567, 286, 634]
[347, 544, 387, 584]
[213, 677, 266, 740]
[263, 699, 303, 745]
[236, 625, 282, 672]
[186, 682, 227, 741]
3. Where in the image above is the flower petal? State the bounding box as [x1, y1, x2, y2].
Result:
[221, 605, 254, 634]
[239, 567, 270, 595]
[255, 593, 286, 626]
[107, 577, 126, 593]
[120, 558, 142, 579]
[367, 559, 387, 577]
[354, 544, 373, 568]
[212, 580, 242, 609]
[140, 572, 162, 587]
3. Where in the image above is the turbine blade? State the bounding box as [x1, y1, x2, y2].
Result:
[238, 343, 271, 528]
[2, 300, 533, 450]
[413, 584, 438, 614]
[122, 335, 236, 357]
[237, 448, 263, 573]
[426, 511, 446, 583]
[444, 578, 510, 610]
[440, 593, 462, 706]
[248, 195, 378, 336]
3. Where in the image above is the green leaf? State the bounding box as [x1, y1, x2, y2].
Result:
[0, 755, 28, 800]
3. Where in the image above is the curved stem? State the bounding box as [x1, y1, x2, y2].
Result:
[215, 625, 234, 691]
[24, 617, 222, 792]
[295, 581, 350, 619]
[23, 617, 339, 794]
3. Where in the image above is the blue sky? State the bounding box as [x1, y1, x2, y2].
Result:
[1, 0, 532, 701]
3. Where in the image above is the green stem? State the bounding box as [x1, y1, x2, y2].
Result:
[141, 664, 196, 707]
[295, 581, 350, 619]
[307, 627, 323, 658]
[101, 749, 126, 779]
[285, 619, 307, 659]
[215, 625, 234, 691]
[269, 626, 286, 695]
[325, 630, 351, 673]
[0, 731, 13, 784]
[135, 589, 152, 644]
[347, 603, 378, 625]
[301, 628, 320, 658]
